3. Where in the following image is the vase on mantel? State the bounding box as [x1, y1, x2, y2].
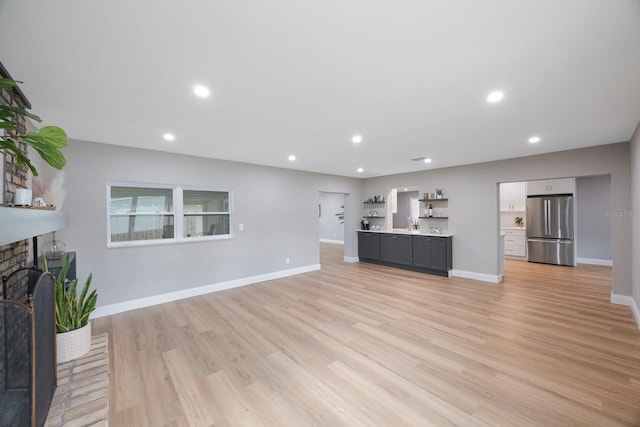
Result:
[43, 231, 66, 260]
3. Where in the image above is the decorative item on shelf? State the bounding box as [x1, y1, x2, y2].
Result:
[436, 188, 444, 199]
[365, 195, 385, 204]
[428, 192, 436, 200]
[9, 203, 56, 210]
[427, 204, 434, 217]
[369, 210, 378, 217]
[41, 171, 66, 211]
[514, 216, 524, 227]
[14, 188, 33, 205]
[32, 196, 47, 207]
[43, 231, 66, 260]
[44, 254, 97, 363]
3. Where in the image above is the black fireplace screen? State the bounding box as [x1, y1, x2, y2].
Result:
[0, 269, 57, 427]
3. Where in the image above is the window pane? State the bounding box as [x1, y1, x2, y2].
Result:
[183, 190, 229, 213]
[110, 187, 173, 213]
[184, 214, 230, 237]
[111, 215, 174, 242]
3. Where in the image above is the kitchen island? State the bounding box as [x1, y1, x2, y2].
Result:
[357, 229, 452, 277]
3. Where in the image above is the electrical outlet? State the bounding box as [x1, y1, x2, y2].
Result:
[285, 257, 290, 265]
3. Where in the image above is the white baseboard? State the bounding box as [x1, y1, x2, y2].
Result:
[343, 256, 359, 263]
[450, 269, 502, 283]
[577, 257, 613, 266]
[611, 292, 640, 331]
[91, 264, 321, 319]
[319, 239, 344, 244]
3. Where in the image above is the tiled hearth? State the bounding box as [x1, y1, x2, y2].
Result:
[46, 333, 109, 427]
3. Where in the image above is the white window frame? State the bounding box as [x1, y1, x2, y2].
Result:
[181, 185, 233, 241]
[107, 181, 233, 248]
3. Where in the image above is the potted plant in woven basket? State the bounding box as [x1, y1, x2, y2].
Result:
[44, 254, 97, 363]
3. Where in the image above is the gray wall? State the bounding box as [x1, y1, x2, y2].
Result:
[319, 192, 344, 242]
[58, 140, 363, 307]
[364, 143, 632, 295]
[576, 175, 612, 262]
[630, 122, 640, 309]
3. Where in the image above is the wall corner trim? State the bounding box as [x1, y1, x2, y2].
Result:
[577, 257, 613, 266]
[610, 292, 640, 331]
[343, 256, 359, 263]
[450, 270, 502, 283]
[319, 239, 345, 245]
[91, 264, 321, 318]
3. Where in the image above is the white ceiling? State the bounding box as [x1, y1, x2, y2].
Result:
[1, 0, 640, 178]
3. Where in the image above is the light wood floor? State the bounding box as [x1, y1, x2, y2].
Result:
[93, 243, 640, 426]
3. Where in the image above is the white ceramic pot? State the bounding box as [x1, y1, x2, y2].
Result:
[15, 188, 33, 205]
[56, 321, 92, 363]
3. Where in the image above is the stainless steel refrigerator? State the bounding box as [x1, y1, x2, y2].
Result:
[526, 194, 575, 266]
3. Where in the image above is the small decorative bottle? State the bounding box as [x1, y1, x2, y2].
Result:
[427, 204, 433, 217]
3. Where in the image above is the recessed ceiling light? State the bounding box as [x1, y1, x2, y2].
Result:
[487, 90, 504, 103]
[352, 135, 363, 144]
[357, 167, 364, 173]
[288, 155, 296, 161]
[163, 133, 175, 142]
[528, 136, 541, 144]
[424, 158, 432, 163]
[193, 85, 210, 98]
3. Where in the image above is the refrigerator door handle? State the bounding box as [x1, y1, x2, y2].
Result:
[543, 200, 548, 235]
[547, 199, 551, 235]
[527, 238, 572, 244]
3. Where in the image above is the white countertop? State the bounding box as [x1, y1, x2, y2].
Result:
[357, 229, 453, 237]
[500, 227, 526, 230]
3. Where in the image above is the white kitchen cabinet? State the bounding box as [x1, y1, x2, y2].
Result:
[526, 178, 575, 196]
[500, 182, 526, 211]
[502, 228, 526, 257]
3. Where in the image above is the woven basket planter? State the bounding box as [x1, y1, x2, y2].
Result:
[56, 321, 92, 363]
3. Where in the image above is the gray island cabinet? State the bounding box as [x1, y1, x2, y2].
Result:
[357, 230, 452, 277]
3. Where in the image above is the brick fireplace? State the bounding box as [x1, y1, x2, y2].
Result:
[1, 61, 31, 278]
[1, 63, 58, 427]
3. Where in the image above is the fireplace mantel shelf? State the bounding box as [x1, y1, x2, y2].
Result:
[0, 206, 69, 246]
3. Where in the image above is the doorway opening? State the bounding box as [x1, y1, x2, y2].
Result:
[319, 191, 348, 264]
[497, 176, 612, 295]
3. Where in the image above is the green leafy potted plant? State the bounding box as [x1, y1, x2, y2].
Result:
[0, 77, 68, 176]
[514, 216, 524, 227]
[335, 205, 344, 225]
[44, 254, 97, 363]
